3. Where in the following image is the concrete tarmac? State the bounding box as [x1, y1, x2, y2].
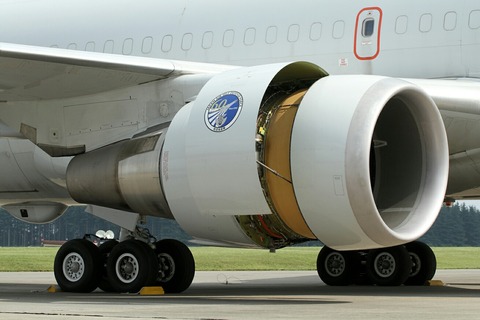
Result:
[0, 270, 480, 319]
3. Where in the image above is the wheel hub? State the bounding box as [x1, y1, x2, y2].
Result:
[325, 252, 345, 277]
[158, 253, 175, 282]
[116, 253, 139, 284]
[374, 252, 396, 278]
[123, 262, 134, 274]
[71, 262, 80, 273]
[63, 252, 85, 282]
[409, 252, 421, 277]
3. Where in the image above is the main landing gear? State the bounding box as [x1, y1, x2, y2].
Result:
[54, 232, 195, 294]
[317, 241, 436, 286]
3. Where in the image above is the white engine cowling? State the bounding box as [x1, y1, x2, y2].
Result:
[65, 61, 448, 250]
[162, 62, 449, 250]
[290, 75, 448, 249]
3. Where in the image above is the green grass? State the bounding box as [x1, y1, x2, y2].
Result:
[0, 246, 479, 272]
[0, 247, 59, 272]
[191, 247, 318, 271]
[432, 247, 480, 269]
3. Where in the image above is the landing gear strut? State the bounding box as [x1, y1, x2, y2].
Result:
[316, 241, 436, 286]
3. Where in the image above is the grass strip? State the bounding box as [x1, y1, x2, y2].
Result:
[0, 246, 479, 272]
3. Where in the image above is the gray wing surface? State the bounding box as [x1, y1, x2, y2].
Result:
[0, 42, 232, 101]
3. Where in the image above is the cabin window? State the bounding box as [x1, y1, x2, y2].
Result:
[244, 28, 256, 46]
[362, 18, 375, 37]
[142, 37, 153, 54]
[444, 12, 457, 31]
[395, 15, 408, 34]
[469, 10, 480, 29]
[202, 31, 214, 49]
[182, 33, 193, 51]
[162, 35, 173, 52]
[103, 40, 114, 53]
[122, 38, 133, 55]
[85, 42, 95, 52]
[419, 13, 433, 33]
[265, 26, 278, 44]
[223, 29, 235, 47]
[332, 20, 345, 39]
[287, 24, 300, 42]
[310, 23, 322, 41]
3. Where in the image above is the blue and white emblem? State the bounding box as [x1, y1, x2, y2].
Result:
[205, 91, 243, 132]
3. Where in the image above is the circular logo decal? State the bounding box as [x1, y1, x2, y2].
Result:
[205, 91, 243, 132]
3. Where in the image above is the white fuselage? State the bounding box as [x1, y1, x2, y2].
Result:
[1, 0, 479, 79]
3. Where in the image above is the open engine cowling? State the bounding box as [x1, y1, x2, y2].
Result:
[162, 62, 449, 250]
[66, 61, 449, 251]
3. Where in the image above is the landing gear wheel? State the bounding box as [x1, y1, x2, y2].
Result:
[155, 239, 195, 293]
[98, 239, 118, 292]
[317, 246, 360, 286]
[404, 241, 436, 286]
[106, 240, 158, 293]
[366, 245, 412, 286]
[54, 239, 102, 293]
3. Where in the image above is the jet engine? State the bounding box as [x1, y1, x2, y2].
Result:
[67, 61, 449, 251]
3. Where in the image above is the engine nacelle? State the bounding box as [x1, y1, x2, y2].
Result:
[291, 75, 448, 249]
[162, 62, 449, 250]
[66, 61, 449, 251]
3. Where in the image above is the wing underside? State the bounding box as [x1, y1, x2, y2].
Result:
[0, 42, 232, 101]
[408, 79, 480, 199]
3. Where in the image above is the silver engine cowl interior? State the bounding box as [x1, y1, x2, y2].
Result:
[66, 131, 173, 219]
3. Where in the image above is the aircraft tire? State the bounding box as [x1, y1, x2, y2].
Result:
[106, 239, 158, 293]
[366, 245, 412, 286]
[317, 246, 360, 286]
[155, 239, 195, 293]
[54, 239, 102, 293]
[404, 241, 437, 286]
[98, 239, 118, 292]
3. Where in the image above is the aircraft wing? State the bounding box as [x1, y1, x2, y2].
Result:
[405, 78, 480, 199]
[0, 42, 233, 101]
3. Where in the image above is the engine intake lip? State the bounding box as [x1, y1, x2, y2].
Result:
[290, 75, 449, 250]
[346, 78, 449, 246]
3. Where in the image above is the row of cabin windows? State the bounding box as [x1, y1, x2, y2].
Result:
[161, 23, 336, 53]
[56, 22, 338, 54]
[55, 10, 480, 55]
[362, 10, 480, 36]
[397, 10, 480, 34]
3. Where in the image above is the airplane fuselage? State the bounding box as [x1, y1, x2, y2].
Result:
[1, 0, 479, 79]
